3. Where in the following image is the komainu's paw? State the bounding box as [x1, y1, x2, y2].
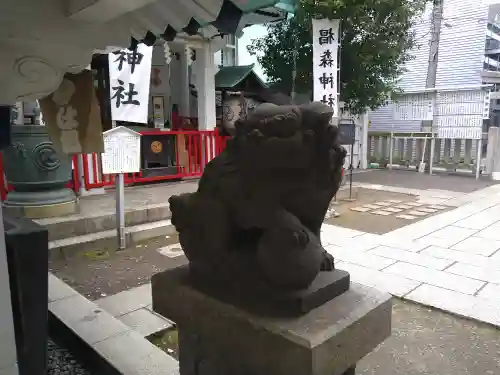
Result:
[320, 251, 335, 271]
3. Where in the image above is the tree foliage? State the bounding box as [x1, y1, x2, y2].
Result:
[247, 0, 427, 114]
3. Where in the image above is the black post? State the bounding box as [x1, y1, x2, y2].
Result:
[348, 136, 354, 200]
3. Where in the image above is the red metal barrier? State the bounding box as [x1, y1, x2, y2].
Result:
[81, 130, 228, 190]
[0, 130, 228, 200]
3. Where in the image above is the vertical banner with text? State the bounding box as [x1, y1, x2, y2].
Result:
[312, 18, 340, 118]
[108, 43, 153, 124]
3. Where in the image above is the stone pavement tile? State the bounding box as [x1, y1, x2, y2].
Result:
[369, 246, 454, 270]
[477, 283, 500, 301]
[395, 214, 417, 220]
[384, 207, 403, 213]
[428, 205, 448, 210]
[407, 210, 428, 217]
[415, 235, 462, 249]
[451, 236, 500, 256]
[405, 284, 500, 327]
[406, 202, 424, 207]
[454, 212, 500, 230]
[378, 237, 430, 252]
[93, 329, 179, 375]
[372, 210, 392, 216]
[350, 207, 371, 212]
[118, 308, 173, 337]
[427, 225, 477, 242]
[422, 246, 497, 269]
[414, 207, 438, 214]
[475, 226, 500, 241]
[447, 263, 500, 284]
[157, 243, 184, 258]
[326, 245, 396, 270]
[384, 262, 485, 295]
[386, 200, 403, 204]
[48, 273, 79, 302]
[321, 224, 364, 245]
[336, 261, 421, 297]
[395, 204, 414, 209]
[363, 204, 382, 209]
[332, 233, 382, 252]
[96, 283, 152, 317]
[49, 294, 131, 345]
[374, 201, 392, 207]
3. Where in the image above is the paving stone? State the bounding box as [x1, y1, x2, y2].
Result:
[447, 263, 500, 284]
[119, 308, 173, 337]
[157, 243, 184, 258]
[326, 245, 397, 270]
[475, 226, 500, 241]
[369, 246, 454, 270]
[429, 226, 477, 241]
[49, 294, 131, 345]
[405, 284, 500, 327]
[374, 201, 392, 207]
[395, 204, 414, 209]
[383, 207, 403, 213]
[371, 210, 392, 216]
[428, 205, 447, 210]
[406, 202, 424, 207]
[96, 284, 152, 317]
[336, 261, 421, 297]
[408, 210, 428, 217]
[476, 283, 500, 301]
[320, 224, 364, 245]
[93, 329, 179, 375]
[363, 204, 382, 210]
[383, 262, 485, 295]
[386, 200, 403, 204]
[413, 207, 438, 213]
[416, 235, 462, 248]
[350, 206, 372, 212]
[422, 246, 496, 269]
[395, 214, 417, 220]
[48, 273, 78, 302]
[451, 236, 500, 256]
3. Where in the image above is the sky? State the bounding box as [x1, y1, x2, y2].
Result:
[238, 24, 268, 80]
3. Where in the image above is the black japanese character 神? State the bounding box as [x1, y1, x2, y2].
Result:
[319, 72, 334, 90]
[113, 50, 144, 73]
[111, 80, 140, 108]
[318, 28, 336, 45]
[319, 50, 334, 68]
[320, 94, 336, 108]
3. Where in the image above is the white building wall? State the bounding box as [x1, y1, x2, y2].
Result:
[369, 0, 489, 132]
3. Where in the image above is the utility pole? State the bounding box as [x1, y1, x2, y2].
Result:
[421, 0, 444, 173]
[422, 0, 444, 132]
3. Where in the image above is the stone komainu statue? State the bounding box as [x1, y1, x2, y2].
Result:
[169, 102, 346, 292]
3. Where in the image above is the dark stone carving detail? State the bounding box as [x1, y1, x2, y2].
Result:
[12, 142, 27, 157]
[169, 102, 348, 314]
[32, 142, 60, 171]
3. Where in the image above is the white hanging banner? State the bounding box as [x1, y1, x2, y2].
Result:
[108, 44, 153, 124]
[312, 18, 340, 117]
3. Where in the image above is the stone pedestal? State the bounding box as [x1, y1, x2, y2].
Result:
[2, 125, 77, 218]
[152, 266, 392, 375]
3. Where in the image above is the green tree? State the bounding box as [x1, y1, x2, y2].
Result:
[247, 0, 427, 114]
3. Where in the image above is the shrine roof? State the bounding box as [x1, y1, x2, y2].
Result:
[215, 64, 267, 90]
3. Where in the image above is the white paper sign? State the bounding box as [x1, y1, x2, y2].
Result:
[101, 127, 141, 174]
[312, 18, 340, 117]
[435, 89, 489, 139]
[392, 93, 434, 121]
[108, 44, 153, 124]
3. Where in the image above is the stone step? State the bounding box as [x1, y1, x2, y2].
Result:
[49, 219, 175, 259]
[37, 203, 171, 241]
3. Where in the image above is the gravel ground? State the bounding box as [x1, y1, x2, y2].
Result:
[48, 339, 93, 375]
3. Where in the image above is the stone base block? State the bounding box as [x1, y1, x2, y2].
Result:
[3, 188, 78, 218]
[152, 266, 392, 375]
